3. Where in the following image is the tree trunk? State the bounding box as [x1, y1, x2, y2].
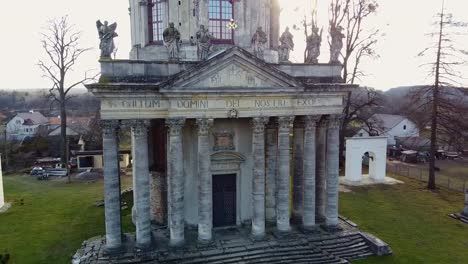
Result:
[60, 99, 70, 183]
[428, 9, 444, 190]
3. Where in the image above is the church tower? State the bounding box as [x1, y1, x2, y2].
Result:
[129, 0, 281, 62]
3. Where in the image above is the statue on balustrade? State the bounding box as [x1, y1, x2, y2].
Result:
[196, 25, 212, 61]
[329, 24, 345, 64]
[305, 26, 323, 64]
[163, 23, 181, 60]
[278, 27, 294, 62]
[251, 27, 268, 60]
[96, 20, 118, 59]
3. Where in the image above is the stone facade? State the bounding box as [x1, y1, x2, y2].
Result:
[84, 0, 359, 257]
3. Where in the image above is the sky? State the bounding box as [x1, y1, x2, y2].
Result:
[0, 0, 467, 91]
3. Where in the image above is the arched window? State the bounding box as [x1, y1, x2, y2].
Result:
[148, 0, 166, 43]
[209, 0, 234, 44]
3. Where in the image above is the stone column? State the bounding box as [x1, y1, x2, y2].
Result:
[315, 118, 328, 224]
[265, 121, 278, 223]
[197, 118, 214, 243]
[130, 120, 152, 250]
[302, 116, 321, 230]
[101, 120, 122, 253]
[325, 115, 342, 229]
[276, 116, 295, 233]
[251, 117, 269, 239]
[292, 119, 304, 222]
[167, 118, 186, 247]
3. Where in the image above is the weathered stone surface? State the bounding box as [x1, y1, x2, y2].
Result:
[326, 115, 341, 228]
[251, 117, 269, 238]
[73, 223, 387, 264]
[265, 122, 277, 223]
[101, 120, 122, 252]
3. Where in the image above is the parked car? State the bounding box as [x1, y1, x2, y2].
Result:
[44, 168, 68, 177]
[30, 167, 45, 176]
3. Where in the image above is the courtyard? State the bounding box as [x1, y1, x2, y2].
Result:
[0, 173, 467, 263]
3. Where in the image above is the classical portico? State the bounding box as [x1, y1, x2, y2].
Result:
[90, 46, 352, 252]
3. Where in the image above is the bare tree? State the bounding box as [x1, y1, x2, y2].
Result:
[409, 1, 467, 189]
[329, 0, 380, 164]
[38, 16, 96, 182]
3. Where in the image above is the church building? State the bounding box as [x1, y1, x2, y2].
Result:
[79, 1, 386, 261]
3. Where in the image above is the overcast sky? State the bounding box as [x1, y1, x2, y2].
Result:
[0, 0, 467, 91]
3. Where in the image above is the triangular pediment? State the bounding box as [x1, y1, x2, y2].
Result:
[162, 47, 300, 90]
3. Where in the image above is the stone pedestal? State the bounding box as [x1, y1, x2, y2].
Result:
[197, 118, 214, 243]
[167, 118, 186, 247]
[251, 117, 269, 238]
[101, 120, 123, 253]
[276, 116, 294, 232]
[131, 120, 152, 250]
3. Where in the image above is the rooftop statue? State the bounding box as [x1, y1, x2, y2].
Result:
[305, 26, 323, 64]
[251, 27, 268, 60]
[278, 27, 294, 62]
[329, 25, 345, 64]
[163, 23, 181, 61]
[96, 20, 118, 59]
[196, 25, 212, 61]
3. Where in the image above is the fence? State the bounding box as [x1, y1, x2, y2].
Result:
[387, 163, 467, 192]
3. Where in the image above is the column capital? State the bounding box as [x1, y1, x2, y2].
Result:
[101, 120, 120, 136]
[196, 118, 214, 136]
[124, 120, 150, 137]
[328, 115, 343, 129]
[277, 116, 295, 132]
[304, 116, 322, 130]
[251, 117, 269, 133]
[167, 118, 186, 136]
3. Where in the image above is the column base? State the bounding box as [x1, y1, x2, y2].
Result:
[169, 238, 185, 248]
[250, 232, 266, 241]
[300, 225, 321, 234]
[103, 244, 125, 256]
[273, 229, 293, 239]
[323, 224, 342, 233]
[135, 241, 154, 253]
[197, 237, 213, 245]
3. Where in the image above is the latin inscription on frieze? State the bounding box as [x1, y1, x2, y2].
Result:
[176, 99, 209, 109]
[108, 98, 161, 109]
[254, 99, 289, 108]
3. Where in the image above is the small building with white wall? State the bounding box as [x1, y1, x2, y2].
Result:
[354, 114, 419, 146]
[345, 136, 388, 183]
[6, 111, 49, 141]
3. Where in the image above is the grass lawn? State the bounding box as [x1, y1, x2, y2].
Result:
[1, 173, 468, 263]
[342, 174, 468, 264]
[0, 174, 133, 264]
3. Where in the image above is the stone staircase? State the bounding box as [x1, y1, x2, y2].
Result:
[149, 231, 374, 264]
[73, 224, 390, 264]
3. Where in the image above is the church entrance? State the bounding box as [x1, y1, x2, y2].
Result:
[212, 174, 237, 227]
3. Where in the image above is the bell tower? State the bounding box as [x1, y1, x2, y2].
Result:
[128, 0, 281, 62]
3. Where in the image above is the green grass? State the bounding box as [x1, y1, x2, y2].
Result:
[342, 174, 468, 264]
[1, 173, 468, 263]
[0, 175, 133, 264]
